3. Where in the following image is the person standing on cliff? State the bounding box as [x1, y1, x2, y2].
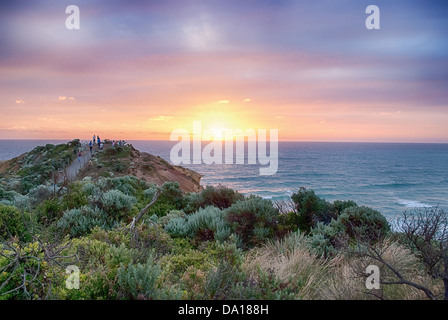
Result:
[97, 136, 101, 148]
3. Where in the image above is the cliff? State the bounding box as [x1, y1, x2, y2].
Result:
[80, 143, 202, 193]
[0, 140, 202, 194]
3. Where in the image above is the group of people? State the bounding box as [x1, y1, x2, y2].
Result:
[111, 140, 126, 147]
[90, 134, 103, 152]
[88, 135, 127, 153]
[73, 134, 128, 166]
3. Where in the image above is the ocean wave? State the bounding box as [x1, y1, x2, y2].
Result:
[396, 198, 432, 208]
[371, 182, 423, 189]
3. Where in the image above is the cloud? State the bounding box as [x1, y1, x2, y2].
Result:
[15, 99, 25, 104]
[149, 115, 174, 121]
[58, 96, 75, 101]
[243, 98, 252, 102]
[218, 100, 230, 104]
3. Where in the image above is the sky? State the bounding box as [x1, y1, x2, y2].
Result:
[0, 0, 447, 142]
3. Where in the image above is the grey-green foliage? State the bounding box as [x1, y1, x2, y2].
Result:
[0, 188, 31, 211]
[309, 221, 346, 256]
[143, 184, 160, 200]
[156, 210, 185, 227]
[164, 217, 189, 238]
[98, 189, 136, 218]
[28, 184, 54, 205]
[57, 205, 115, 237]
[81, 181, 97, 196]
[225, 195, 279, 248]
[117, 255, 181, 299]
[184, 185, 245, 213]
[338, 205, 391, 241]
[164, 206, 231, 242]
[107, 176, 148, 196]
[309, 206, 391, 255]
[106, 243, 138, 268]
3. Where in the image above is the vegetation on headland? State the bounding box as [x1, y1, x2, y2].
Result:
[0, 141, 447, 300]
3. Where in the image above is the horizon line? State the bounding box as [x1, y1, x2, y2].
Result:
[0, 138, 447, 144]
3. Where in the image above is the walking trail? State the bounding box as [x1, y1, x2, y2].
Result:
[57, 146, 95, 183]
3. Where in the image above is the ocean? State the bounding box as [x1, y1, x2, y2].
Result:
[1, 139, 447, 219]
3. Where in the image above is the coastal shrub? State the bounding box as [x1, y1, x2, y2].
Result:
[36, 198, 63, 225]
[106, 176, 148, 196]
[309, 221, 347, 256]
[106, 243, 138, 268]
[157, 210, 186, 227]
[81, 181, 97, 196]
[0, 204, 30, 241]
[187, 206, 231, 242]
[117, 255, 181, 299]
[337, 206, 391, 243]
[28, 184, 55, 205]
[159, 249, 216, 280]
[147, 182, 183, 217]
[90, 226, 131, 247]
[0, 239, 71, 299]
[0, 193, 31, 212]
[184, 185, 244, 213]
[244, 232, 329, 299]
[291, 187, 330, 233]
[96, 189, 136, 220]
[332, 200, 358, 216]
[158, 182, 184, 209]
[143, 185, 159, 200]
[57, 206, 115, 237]
[164, 206, 231, 242]
[62, 182, 89, 210]
[225, 196, 279, 249]
[164, 217, 189, 238]
[309, 206, 390, 254]
[0, 188, 16, 202]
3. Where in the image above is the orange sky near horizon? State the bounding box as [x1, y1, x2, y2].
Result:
[2, 96, 447, 142]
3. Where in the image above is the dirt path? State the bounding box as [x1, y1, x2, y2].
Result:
[57, 146, 95, 183]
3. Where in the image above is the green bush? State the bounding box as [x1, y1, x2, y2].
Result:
[157, 210, 185, 228]
[158, 182, 184, 209]
[36, 198, 63, 225]
[225, 196, 279, 248]
[96, 189, 136, 220]
[0, 204, 31, 241]
[106, 243, 138, 268]
[291, 187, 330, 233]
[184, 185, 244, 213]
[309, 205, 390, 255]
[164, 206, 231, 242]
[164, 217, 189, 238]
[337, 206, 391, 242]
[106, 176, 146, 196]
[309, 221, 347, 256]
[62, 182, 89, 210]
[145, 182, 183, 217]
[57, 206, 116, 237]
[117, 255, 181, 299]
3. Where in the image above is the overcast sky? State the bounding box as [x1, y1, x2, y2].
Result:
[1, 0, 447, 141]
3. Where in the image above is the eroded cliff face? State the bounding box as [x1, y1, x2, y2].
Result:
[79, 144, 203, 193]
[0, 141, 202, 194]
